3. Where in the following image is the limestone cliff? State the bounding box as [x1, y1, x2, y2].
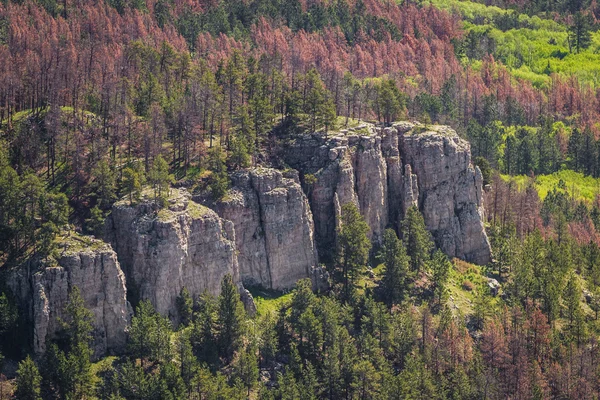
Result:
[211, 168, 319, 290]
[106, 189, 239, 319]
[7, 235, 129, 358]
[398, 124, 491, 264]
[282, 122, 491, 265]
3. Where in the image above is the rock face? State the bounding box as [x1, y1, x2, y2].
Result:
[7, 236, 129, 358]
[212, 168, 319, 290]
[399, 125, 491, 264]
[106, 189, 239, 319]
[5, 121, 491, 360]
[282, 123, 492, 265]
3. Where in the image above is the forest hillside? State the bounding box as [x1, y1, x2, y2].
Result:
[2, 0, 600, 399]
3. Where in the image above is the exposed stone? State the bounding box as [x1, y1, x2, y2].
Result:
[282, 123, 491, 265]
[106, 188, 240, 319]
[7, 235, 129, 358]
[400, 128, 491, 265]
[240, 289, 257, 317]
[212, 168, 319, 290]
[310, 265, 330, 293]
[487, 278, 501, 297]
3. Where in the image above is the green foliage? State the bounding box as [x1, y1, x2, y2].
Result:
[91, 160, 117, 208]
[303, 68, 337, 132]
[121, 166, 143, 205]
[337, 203, 372, 301]
[42, 287, 95, 400]
[207, 147, 230, 200]
[233, 344, 259, 396]
[148, 155, 173, 207]
[85, 206, 105, 237]
[380, 228, 410, 306]
[401, 206, 434, 273]
[430, 250, 452, 306]
[217, 274, 246, 361]
[176, 287, 193, 327]
[128, 300, 172, 365]
[474, 156, 492, 186]
[15, 356, 42, 400]
[568, 12, 593, 54]
[375, 79, 406, 126]
[0, 291, 17, 340]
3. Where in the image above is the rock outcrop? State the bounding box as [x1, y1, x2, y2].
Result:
[211, 168, 319, 290]
[282, 122, 492, 265]
[399, 125, 491, 264]
[7, 235, 129, 358]
[106, 189, 239, 319]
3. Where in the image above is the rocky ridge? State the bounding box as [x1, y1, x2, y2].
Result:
[282, 122, 491, 265]
[211, 168, 319, 290]
[7, 121, 491, 357]
[106, 189, 239, 319]
[7, 234, 129, 358]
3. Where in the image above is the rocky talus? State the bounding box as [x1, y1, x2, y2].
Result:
[212, 169, 319, 290]
[283, 122, 491, 265]
[106, 189, 239, 319]
[7, 235, 129, 358]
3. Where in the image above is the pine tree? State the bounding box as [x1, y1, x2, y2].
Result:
[85, 205, 105, 237]
[259, 313, 278, 367]
[337, 203, 372, 302]
[568, 12, 592, 54]
[564, 273, 586, 344]
[149, 154, 173, 206]
[176, 287, 193, 327]
[122, 166, 142, 205]
[176, 329, 198, 392]
[91, 159, 117, 208]
[304, 68, 337, 132]
[15, 356, 42, 400]
[381, 229, 409, 306]
[217, 274, 246, 362]
[207, 146, 230, 200]
[42, 287, 95, 400]
[430, 250, 451, 307]
[128, 300, 172, 365]
[376, 79, 406, 126]
[191, 291, 219, 367]
[234, 344, 259, 396]
[401, 206, 433, 273]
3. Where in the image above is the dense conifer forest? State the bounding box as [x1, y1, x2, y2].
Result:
[3, 0, 600, 398]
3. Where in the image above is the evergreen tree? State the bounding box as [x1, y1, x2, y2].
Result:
[259, 313, 278, 368]
[191, 291, 219, 367]
[85, 205, 105, 237]
[564, 273, 586, 343]
[430, 250, 451, 307]
[42, 287, 95, 400]
[304, 68, 337, 132]
[176, 329, 198, 392]
[176, 286, 193, 327]
[15, 356, 42, 400]
[568, 12, 592, 53]
[337, 203, 372, 301]
[234, 344, 259, 396]
[217, 274, 246, 362]
[207, 146, 230, 200]
[91, 159, 117, 208]
[149, 154, 173, 206]
[122, 166, 143, 205]
[380, 228, 409, 306]
[401, 206, 433, 273]
[376, 79, 406, 125]
[128, 300, 172, 365]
